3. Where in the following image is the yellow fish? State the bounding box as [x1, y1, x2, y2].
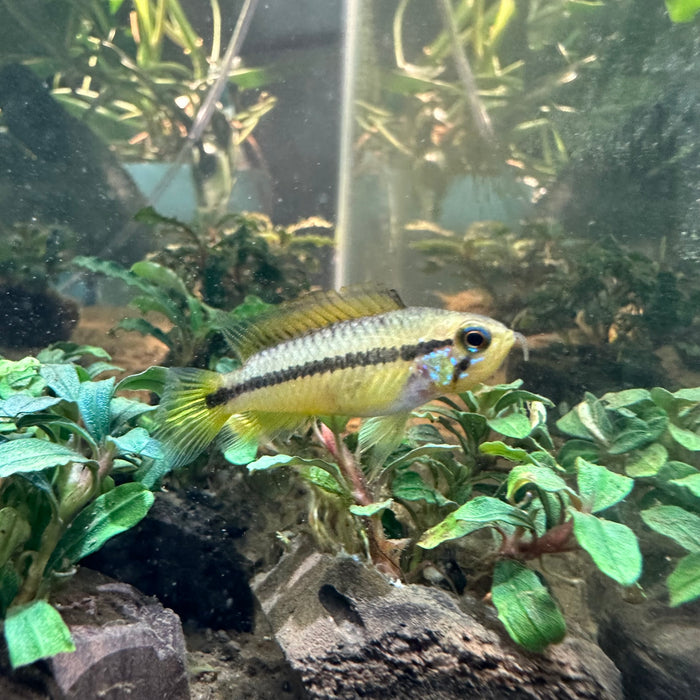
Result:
[156, 288, 520, 468]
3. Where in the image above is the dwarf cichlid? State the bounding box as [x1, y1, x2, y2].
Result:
[157, 288, 521, 468]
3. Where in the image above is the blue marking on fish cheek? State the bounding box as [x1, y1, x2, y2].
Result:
[420, 348, 456, 387]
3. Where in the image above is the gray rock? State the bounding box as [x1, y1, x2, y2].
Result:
[48, 568, 189, 700]
[596, 592, 700, 700]
[253, 541, 622, 700]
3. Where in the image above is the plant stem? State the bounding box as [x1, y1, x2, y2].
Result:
[331, 429, 403, 580]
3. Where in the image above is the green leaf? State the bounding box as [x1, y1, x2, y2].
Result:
[0, 439, 92, 476]
[491, 559, 566, 652]
[0, 507, 31, 567]
[452, 496, 534, 530]
[668, 553, 700, 606]
[626, 443, 668, 478]
[116, 367, 168, 395]
[557, 439, 600, 470]
[86, 362, 123, 379]
[131, 260, 189, 297]
[349, 499, 393, 517]
[384, 444, 456, 471]
[670, 473, 700, 499]
[48, 483, 154, 570]
[0, 395, 63, 417]
[577, 393, 613, 444]
[0, 563, 20, 617]
[4, 601, 75, 668]
[664, 0, 700, 23]
[109, 427, 162, 459]
[417, 511, 490, 549]
[109, 396, 156, 429]
[117, 318, 172, 348]
[39, 364, 81, 402]
[247, 453, 344, 488]
[77, 378, 115, 442]
[297, 466, 348, 498]
[487, 412, 533, 439]
[641, 505, 700, 553]
[391, 470, 454, 506]
[571, 511, 642, 586]
[601, 388, 651, 409]
[479, 441, 528, 462]
[668, 423, 700, 451]
[556, 408, 594, 440]
[576, 458, 633, 513]
[673, 387, 700, 402]
[506, 464, 568, 502]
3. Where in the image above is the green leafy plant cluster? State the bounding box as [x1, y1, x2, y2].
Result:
[0, 347, 163, 668]
[244, 380, 700, 653]
[135, 207, 334, 310]
[411, 220, 700, 352]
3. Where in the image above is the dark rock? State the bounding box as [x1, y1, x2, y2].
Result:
[595, 591, 700, 700]
[84, 490, 255, 632]
[253, 541, 622, 700]
[0, 569, 188, 700]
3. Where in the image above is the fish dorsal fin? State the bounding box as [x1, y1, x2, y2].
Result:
[223, 287, 405, 361]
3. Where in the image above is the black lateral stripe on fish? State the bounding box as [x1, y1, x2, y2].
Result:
[205, 337, 455, 407]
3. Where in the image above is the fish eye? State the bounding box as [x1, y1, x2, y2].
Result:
[461, 326, 491, 352]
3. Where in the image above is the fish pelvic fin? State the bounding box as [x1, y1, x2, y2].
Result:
[222, 286, 405, 361]
[156, 368, 232, 469]
[359, 411, 411, 475]
[219, 411, 310, 464]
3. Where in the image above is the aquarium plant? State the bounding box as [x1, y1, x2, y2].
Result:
[0, 347, 163, 668]
[236, 379, 700, 652]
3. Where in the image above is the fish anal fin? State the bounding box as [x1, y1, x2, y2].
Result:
[219, 411, 310, 464]
[222, 286, 405, 360]
[359, 412, 411, 471]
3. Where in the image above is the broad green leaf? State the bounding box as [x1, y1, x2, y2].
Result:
[223, 438, 259, 465]
[577, 394, 613, 445]
[0, 563, 20, 617]
[668, 423, 700, 451]
[349, 499, 393, 517]
[557, 439, 599, 470]
[506, 465, 568, 502]
[39, 364, 81, 402]
[417, 511, 489, 549]
[556, 408, 594, 440]
[117, 318, 171, 348]
[0, 395, 63, 417]
[626, 443, 667, 478]
[86, 362, 123, 379]
[601, 388, 651, 409]
[576, 458, 633, 513]
[571, 511, 642, 586]
[131, 260, 189, 297]
[0, 439, 91, 476]
[391, 470, 453, 506]
[116, 366, 168, 395]
[48, 483, 154, 570]
[4, 601, 75, 668]
[668, 553, 700, 606]
[109, 427, 162, 459]
[665, 0, 700, 23]
[109, 396, 156, 429]
[670, 473, 700, 499]
[77, 378, 115, 442]
[487, 412, 533, 439]
[608, 424, 657, 454]
[0, 507, 30, 567]
[641, 505, 700, 553]
[297, 466, 348, 498]
[247, 453, 344, 488]
[673, 387, 700, 402]
[479, 441, 528, 462]
[492, 390, 554, 413]
[384, 444, 456, 472]
[491, 559, 566, 652]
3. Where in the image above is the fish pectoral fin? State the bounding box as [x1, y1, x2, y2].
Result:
[359, 412, 411, 470]
[221, 286, 405, 361]
[219, 411, 310, 464]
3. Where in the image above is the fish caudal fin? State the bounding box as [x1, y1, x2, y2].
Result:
[156, 368, 232, 469]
